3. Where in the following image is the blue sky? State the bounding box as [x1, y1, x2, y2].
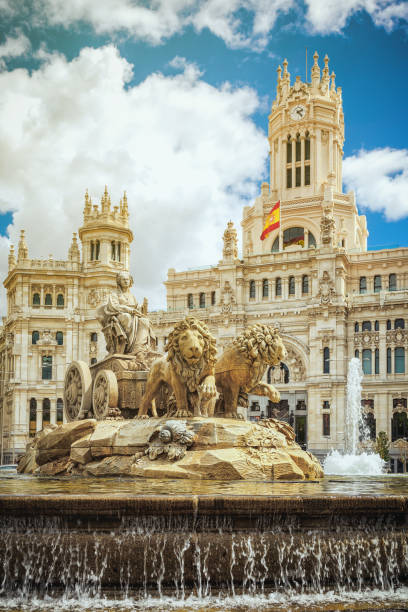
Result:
[0, 1, 407, 309]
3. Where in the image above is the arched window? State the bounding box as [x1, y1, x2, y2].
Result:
[389, 273, 397, 291]
[249, 280, 256, 299]
[323, 347, 330, 374]
[387, 320, 392, 330]
[29, 398, 37, 437]
[362, 321, 372, 331]
[375, 348, 379, 374]
[362, 349, 372, 375]
[295, 133, 301, 162]
[262, 279, 269, 298]
[308, 232, 316, 248]
[95, 240, 100, 260]
[56, 331, 63, 346]
[90, 332, 98, 342]
[199, 293, 205, 308]
[395, 319, 405, 329]
[354, 322, 359, 332]
[57, 398, 63, 425]
[90, 241, 94, 261]
[32, 293, 40, 307]
[355, 349, 359, 359]
[42, 355, 52, 380]
[387, 348, 392, 374]
[91, 357, 97, 365]
[275, 278, 282, 297]
[43, 398, 50, 427]
[211, 291, 216, 306]
[305, 131, 310, 161]
[271, 237, 279, 252]
[364, 412, 376, 440]
[44, 293, 52, 306]
[374, 275, 382, 293]
[374, 320, 379, 331]
[289, 276, 295, 295]
[117, 242, 121, 262]
[187, 293, 193, 309]
[32, 331, 39, 345]
[395, 347, 405, 374]
[286, 135, 292, 163]
[283, 227, 304, 249]
[111, 241, 116, 260]
[391, 412, 408, 441]
[302, 275, 309, 294]
[56, 294, 64, 308]
[359, 277, 367, 294]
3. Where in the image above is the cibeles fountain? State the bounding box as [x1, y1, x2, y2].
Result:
[2, 272, 407, 611]
[18, 271, 323, 481]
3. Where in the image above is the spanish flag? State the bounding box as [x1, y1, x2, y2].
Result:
[260, 200, 280, 241]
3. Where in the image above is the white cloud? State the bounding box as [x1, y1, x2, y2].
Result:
[0, 45, 267, 313]
[343, 147, 408, 221]
[305, 0, 408, 34]
[0, 30, 31, 68]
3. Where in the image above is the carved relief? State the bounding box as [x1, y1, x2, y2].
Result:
[37, 330, 57, 346]
[317, 270, 336, 305]
[386, 330, 407, 345]
[220, 281, 236, 314]
[88, 288, 109, 307]
[222, 221, 238, 260]
[286, 346, 306, 382]
[320, 206, 336, 246]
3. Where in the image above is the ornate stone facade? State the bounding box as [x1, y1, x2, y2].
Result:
[0, 187, 134, 462]
[150, 54, 408, 467]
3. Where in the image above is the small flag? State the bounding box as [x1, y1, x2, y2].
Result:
[260, 201, 280, 241]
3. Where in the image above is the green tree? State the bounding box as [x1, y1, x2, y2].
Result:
[375, 431, 390, 462]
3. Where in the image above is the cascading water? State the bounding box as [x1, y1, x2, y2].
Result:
[0, 513, 407, 611]
[324, 358, 384, 475]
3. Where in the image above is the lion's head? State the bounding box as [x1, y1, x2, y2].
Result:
[166, 317, 217, 392]
[233, 324, 286, 367]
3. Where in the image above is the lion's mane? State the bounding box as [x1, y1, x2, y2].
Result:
[166, 317, 217, 392]
[232, 324, 286, 368]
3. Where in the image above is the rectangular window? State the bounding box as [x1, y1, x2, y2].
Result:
[323, 347, 330, 374]
[374, 275, 381, 293]
[295, 415, 306, 445]
[304, 164, 310, 186]
[42, 356, 52, 380]
[305, 138, 310, 160]
[211, 291, 216, 305]
[387, 348, 392, 374]
[296, 139, 301, 162]
[395, 347, 405, 374]
[286, 141, 292, 163]
[286, 168, 292, 188]
[323, 413, 330, 436]
[362, 349, 372, 375]
[295, 166, 301, 187]
[375, 349, 379, 374]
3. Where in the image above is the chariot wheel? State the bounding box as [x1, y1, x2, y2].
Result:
[92, 369, 119, 420]
[63, 361, 92, 422]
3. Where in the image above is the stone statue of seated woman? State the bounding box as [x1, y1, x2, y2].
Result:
[96, 271, 156, 356]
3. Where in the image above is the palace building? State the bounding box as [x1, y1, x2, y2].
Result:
[0, 188, 133, 463]
[1, 53, 407, 470]
[149, 53, 408, 469]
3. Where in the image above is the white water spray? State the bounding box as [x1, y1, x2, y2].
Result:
[324, 358, 384, 475]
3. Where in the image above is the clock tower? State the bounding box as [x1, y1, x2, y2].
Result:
[242, 52, 368, 256]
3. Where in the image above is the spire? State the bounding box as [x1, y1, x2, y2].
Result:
[320, 54, 330, 94]
[17, 230, 28, 261]
[222, 220, 238, 261]
[101, 185, 111, 213]
[281, 58, 290, 98]
[277, 64, 282, 83]
[330, 71, 336, 93]
[8, 244, 15, 270]
[122, 191, 128, 218]
[83, 188, 91, 219]
[68, 232, 80, 262]
[311, 50, 320, 90]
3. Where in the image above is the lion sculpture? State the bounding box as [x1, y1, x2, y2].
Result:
[138, 317, 217, 418]
[215, 324, 286, 418]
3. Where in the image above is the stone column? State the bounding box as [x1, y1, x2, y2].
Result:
[36, 405, 43, 432]
[291, 139, 296, 188]
[301, 136, 305, 186]
[379, 320, 387, 377]
[50, 399, 56, 425]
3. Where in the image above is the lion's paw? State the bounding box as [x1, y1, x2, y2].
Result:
[173, 409, 193, 418]
[134, 414, 151, 420]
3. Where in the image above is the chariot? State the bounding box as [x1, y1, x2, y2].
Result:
[63, 355, 148, 421]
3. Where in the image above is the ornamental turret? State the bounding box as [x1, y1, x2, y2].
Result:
[17, 230, 28, 261]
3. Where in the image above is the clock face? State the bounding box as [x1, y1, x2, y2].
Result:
[290, 104, 306, 121]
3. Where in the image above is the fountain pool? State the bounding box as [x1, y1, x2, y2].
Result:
[0, 473, 407, 612]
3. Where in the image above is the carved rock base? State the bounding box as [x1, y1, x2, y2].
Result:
[18, 418, 323, 481]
